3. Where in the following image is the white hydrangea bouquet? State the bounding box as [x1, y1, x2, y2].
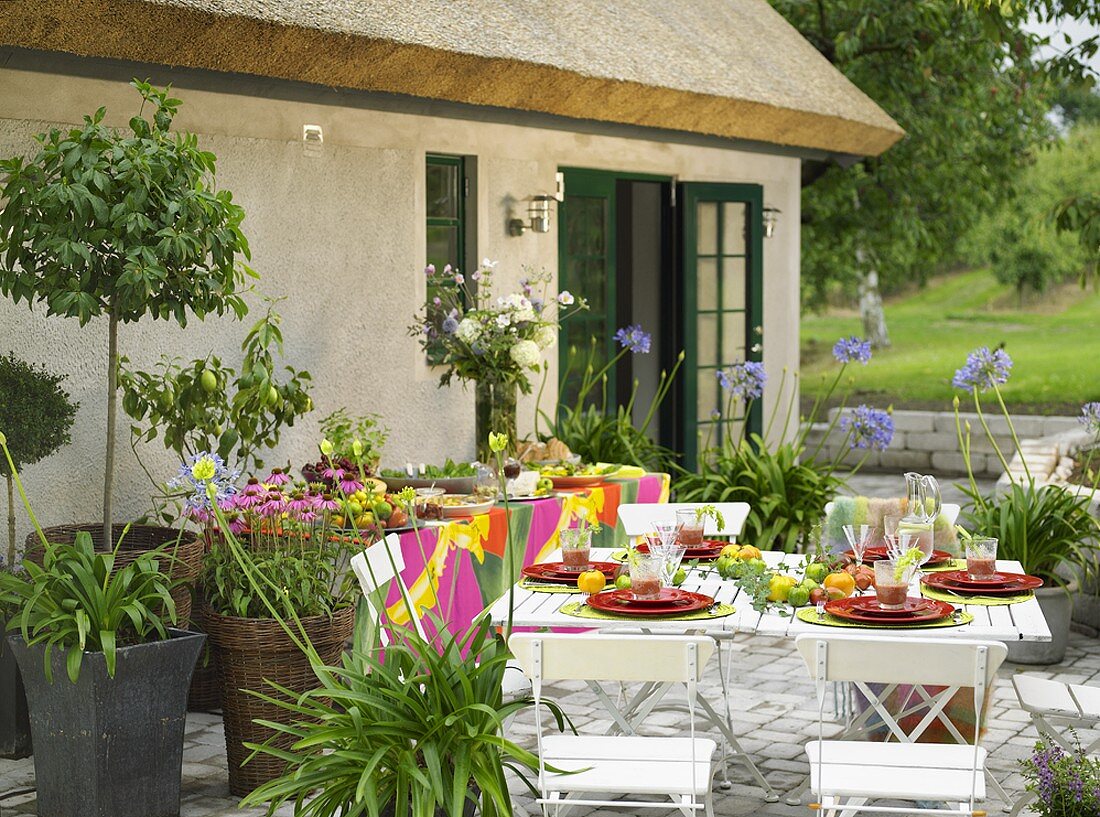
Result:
[411, 259, 587, 394]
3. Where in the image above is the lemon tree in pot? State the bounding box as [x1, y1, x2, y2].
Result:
[0, 353, 78, 759]
[952, 347, 1100, 664]
[0, 433, 204, 817]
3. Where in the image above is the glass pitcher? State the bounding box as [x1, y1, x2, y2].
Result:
[900, 472, 940, 563]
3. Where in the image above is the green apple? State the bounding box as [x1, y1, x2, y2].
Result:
[805, 562, 828, 583]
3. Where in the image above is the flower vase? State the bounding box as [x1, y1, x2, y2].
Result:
[475, 380, 517, 461]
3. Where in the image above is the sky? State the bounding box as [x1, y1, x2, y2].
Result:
[1026, 14, 1100, 78]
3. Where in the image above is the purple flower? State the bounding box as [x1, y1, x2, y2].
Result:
[1079, 402, 1100, 436]
[169, 452, 239, 515]
[841, 405, 894, 451]
[454, 273, 464, 285]
[717, 360, 766, 401]
[338, 475, 363, 495]
[832, 336, 872, 365]
[531, 297, 544, 312]
[316, 493, 340, 512]
[424, 264, 435, 276]
[442, 316, 459, 334]
[266, 467, 291, 486]
[232, 478, 264, 509]
[952, 346, 1012, 392]
[432, 296, 441, 306]
[257, 491, 286, 517]
[286, 492, 313, 514]
[614, 324, 652, 354]
[471, 268, 482, 282]
[443, 264, 452, 274]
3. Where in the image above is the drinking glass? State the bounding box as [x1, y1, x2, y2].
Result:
[843, 524, 876, 565]
[559, 527, 592, 573]
[629, 555, 662, 600]
[675, 509, 705, 546]
[655, 520, 682, 547]
[886, 514, 934, 565]
[873, 559, 915, 610]
[656, 544, 687, 587]
[965, 538, 998, 579]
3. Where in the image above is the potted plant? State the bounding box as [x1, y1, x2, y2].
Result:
[188, 455, 359, 795]
[0, 353, 78, 759]
[301, 407, 388, 486]
[1020, 734, 1100, 816]
[0, 80, 251, 548]
[0, 434, 204, 817]
[410, 263, 587, 461]
[952, 346, 1100, 664]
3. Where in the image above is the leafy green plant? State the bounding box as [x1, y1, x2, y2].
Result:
[0, 353, 78, 566]
[1020, 732, 1100, 817]
[544, 335, 682, 474]
[120, 302, 313, 478]
[318, 408, 388, 468]
[0, 80, 252, 544]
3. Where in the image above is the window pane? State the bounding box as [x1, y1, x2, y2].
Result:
[697, 257, 718, 309]
[722, 202, 747, 255]
[697, 369, 719, 423]
[567, 196, 607, 257]
[427, 225, 460, 271]
[427, 162, 459, 219]
[722, 257, 746, 311]
[697, 202, 718, 255]
[697, 313, 717, 367]
[721, 312, 746, 364]
[568, 257, 606, 313]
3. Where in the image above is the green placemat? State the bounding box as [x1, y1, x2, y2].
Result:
[923, 559, 966, 573]
[795, 607, 974, 629]
[920, 586, 1034, 606]
[560, 600, 735, 622]
[610, 549, 629, 563]
[519, 579, 580, 594]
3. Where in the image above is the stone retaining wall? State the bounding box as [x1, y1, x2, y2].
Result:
[803, 408, 1081, 477]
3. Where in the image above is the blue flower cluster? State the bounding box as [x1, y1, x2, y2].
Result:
[1079, 402, 1100, 436]
[832, 336, 872, 365]
[717, 360, 767, 401]
[952, 346, 1012, 393]
[169, 452, 239, 515]
[613, 324, 652, 354]
[841, 405, 894, 451]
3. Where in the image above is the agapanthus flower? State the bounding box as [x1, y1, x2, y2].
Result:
[1079, 402, 1100, 436]
[169, 452, 239, 515]
[952, 346, 1012, 393]
[841, 405, 894, 451]
[557, 290, 575, 305]
[442, 316, 459, 334]
[614, 324, 652, 355]
[338, 475, 363, 495]
[717, 360, 766, 401]
[266, 467, 291, 485]
[832, 336, 872, 365]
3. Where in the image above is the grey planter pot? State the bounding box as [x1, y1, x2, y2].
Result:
[0, 630, 32, 759]
[1007, 583, 1076, 666]
[9, 629, 205, 817]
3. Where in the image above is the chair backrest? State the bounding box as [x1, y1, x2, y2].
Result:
[823, 501, 961, 526]
[350, 533, 427, 641]
[617, 502, 750, 537]
[510, 632, 714, 684]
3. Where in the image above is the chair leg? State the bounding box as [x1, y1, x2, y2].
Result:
[704, 789, 715, 817]
[1008, 791, 1037, 817]
[985, 769, 1013, 813]
[838, 795, 868, 817]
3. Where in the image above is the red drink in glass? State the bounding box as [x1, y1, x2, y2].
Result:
[631, 576, 661, 600]
[678, 524, 704, 546]
[873, 560, 914, 611]
[875, 583, 908, 609]
[561, 546, 590, 572]
[966, 556, 996, 578]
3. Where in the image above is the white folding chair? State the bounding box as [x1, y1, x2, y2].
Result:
[351, 534, 529, 699]
[617, 502, 750, 539]
[1008, 674, 1100, 815]
[796, 633, 1007, 817]
[822, 502, 961, 526]
[509, 632, 718, 817]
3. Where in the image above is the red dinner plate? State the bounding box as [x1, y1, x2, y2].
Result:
[922, 571, 1043, 596]
[587, 588, 714, 616]
[842, 595, 946, 618]
[826, 596, 956, 624]
[850, 546, 954, 567]
[521, 562, 619, 584]
[936, 569, 1035, 588]
[636, 540, 725, 560]
[550, 475, 606, 489]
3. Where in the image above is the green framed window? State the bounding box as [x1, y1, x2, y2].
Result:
[426, 154, 470, 363]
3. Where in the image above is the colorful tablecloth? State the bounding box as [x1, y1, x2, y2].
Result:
[383, 474, 670, 634]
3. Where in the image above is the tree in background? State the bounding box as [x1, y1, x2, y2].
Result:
[772, 0, 1087, 345]
[0, 354, 78, 566]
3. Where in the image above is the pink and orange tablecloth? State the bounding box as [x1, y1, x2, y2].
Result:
[383, 473, 669, 634]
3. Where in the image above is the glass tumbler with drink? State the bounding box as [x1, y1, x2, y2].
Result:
[675, 508, 705, 546]
[873, 559, 916, 610]
[965, 537, 998, 579]
[629, 555, 662, 600]
[559, 527, 592, 573]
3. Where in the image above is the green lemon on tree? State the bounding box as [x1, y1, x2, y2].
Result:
[264, 386, 279, 406]
[200, 369, 218, 393]
[787, 585, 811, 608]
[615, 574, 632, 590]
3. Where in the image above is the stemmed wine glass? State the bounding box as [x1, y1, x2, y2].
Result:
[885, 513, 934, 567]
[842, 524, 877, 566]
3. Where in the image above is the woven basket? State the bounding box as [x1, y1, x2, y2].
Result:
[200, 604, 356, 796]
[27, 524, 204, 629]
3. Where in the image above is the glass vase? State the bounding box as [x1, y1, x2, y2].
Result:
[474, 379, 517, 462]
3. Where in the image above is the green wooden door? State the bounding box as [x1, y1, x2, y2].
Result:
[557, 169, 618, 408]
[680, 183, 764, 468]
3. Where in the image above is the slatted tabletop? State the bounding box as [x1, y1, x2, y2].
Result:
[488, 549, 1052, 642]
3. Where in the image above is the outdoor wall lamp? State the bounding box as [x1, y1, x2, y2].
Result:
[763, 206, 781, 239]
[765, 207, 783, 239]
[509, 194, 556, 236]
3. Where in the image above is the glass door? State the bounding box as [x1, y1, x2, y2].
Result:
[680, 183, 764, 468]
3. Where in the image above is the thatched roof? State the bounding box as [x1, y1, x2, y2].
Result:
[1, 0, 904, 156]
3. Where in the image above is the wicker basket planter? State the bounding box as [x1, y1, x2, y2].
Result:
[26, 524, 204, 628]
[201, 604, 356, 796]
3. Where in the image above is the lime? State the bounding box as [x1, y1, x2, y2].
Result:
[672, 567, 687, 587]
[615, 574, 632, 590]
[200, 369, 217, 393]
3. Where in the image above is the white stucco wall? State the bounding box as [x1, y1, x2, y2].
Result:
[0, 62, 801, 540]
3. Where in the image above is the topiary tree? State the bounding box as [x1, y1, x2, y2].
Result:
[0, 353, 78, 566]
[0, 80, 252, 544]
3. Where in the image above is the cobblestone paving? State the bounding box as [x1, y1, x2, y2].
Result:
[2, 630, 1098, 816]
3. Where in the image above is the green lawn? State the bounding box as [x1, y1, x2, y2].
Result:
[800, 269, 1100, 414]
